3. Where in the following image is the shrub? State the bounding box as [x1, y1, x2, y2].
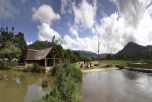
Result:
[12, 66, 25, 71]
[50, 64, 61, 76]
[0, 61, 11, 70]
[31, 64, 45, 73]
[38, 63, 82, 102]
[23, 64, 45, 73]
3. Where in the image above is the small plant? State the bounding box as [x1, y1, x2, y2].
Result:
[42, 78, 48, 88]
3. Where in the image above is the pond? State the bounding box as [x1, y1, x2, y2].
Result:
[82, 69, 152, 102]
[0, 71, 53, 102]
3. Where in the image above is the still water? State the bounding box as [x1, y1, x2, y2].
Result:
[0, 71, 53, 102]
[82, 69, 152, 102]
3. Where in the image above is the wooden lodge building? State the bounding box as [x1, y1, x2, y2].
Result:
[25, 47, 62, 67]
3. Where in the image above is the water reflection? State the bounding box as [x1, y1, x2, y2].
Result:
[24, 84, 43, 102]
[82, 69, 152, 102]
[0, 71, 52, 102]
[122, 70, 139, 80]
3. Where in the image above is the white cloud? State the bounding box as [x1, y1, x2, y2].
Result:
[95, 13, 134, 53]
[73, 0, 97, 28]
[62, 34, 98, 52]
[94, 0, 152, 53]
[112, 0, 150, 28]
[62, 0, 152, 54]
[63, 35, 76, 49]
[61, 0, 73, 14]
[0, 0, 18, 19]
[69, 27, 78, 37]
[32, 4, 60, 24]
[32, 1, 152, 54]
[26, 41, 33, 45]
[38, 23, 61, 41]
[32, 4, 61, 42]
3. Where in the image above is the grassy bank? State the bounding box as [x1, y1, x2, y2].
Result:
[37, 63, 82, 102]
[79, 60, 134, 68]
[74, 60, 152, 69]
[98, 60, 152, 69]
[99, 60, 134, 67]
[0, 64, 45, 73]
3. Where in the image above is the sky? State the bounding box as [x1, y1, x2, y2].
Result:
[0, 0, 152, 54]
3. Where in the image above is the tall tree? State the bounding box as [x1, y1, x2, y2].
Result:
[0, 41, 21, 61]
[0, 27, 14, 47]
[0, 27, 26, 62]
[14, 32, 27, 62]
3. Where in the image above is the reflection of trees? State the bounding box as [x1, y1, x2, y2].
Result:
[123, 71, 139, 80]
[0, 72, 50, 102]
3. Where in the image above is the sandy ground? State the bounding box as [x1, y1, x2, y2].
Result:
[82, 67, 117, 73]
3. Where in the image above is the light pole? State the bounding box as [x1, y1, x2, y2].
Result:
[98, 34, 100, 64]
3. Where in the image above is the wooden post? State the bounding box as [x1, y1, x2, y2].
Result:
[59, 59, 61, 64]
[53, 58, 55, 65]
[45, 59, 47, 67]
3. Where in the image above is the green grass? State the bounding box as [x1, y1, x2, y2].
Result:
[76, 60, 152, 69]
[98, 60, 152, 68]
[99, 60, 134, 67]
[76, 60, 135, 68]
[75, 60, 133, 69]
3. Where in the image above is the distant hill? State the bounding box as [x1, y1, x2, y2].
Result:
[77, 50, 109, 59]
[28, 41, 52, 50]
[113, 42, 152, 60]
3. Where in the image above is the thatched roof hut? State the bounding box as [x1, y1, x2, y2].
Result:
[26, 47, 61, 67]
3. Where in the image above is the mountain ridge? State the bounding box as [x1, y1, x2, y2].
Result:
[76, 50, 109, 59]
[113, 42, 152, 59]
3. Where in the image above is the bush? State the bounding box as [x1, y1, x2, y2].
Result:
[23, 64, 45, 73]
[12, 66, 25, 71]
[42, 78, 49, 87]
[31, 64, 45, 73]
[38, 63, 82, 102]
[50, 64, 61, 76]
[0, 63, 11, 70]
[0, 61, 20, 70]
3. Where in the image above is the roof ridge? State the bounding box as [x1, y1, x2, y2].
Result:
[28, 47, 52, 51]
[28, 49, 39, 51]
[39, 47, 52, 51]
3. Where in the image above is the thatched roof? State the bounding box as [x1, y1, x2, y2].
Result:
[26, 47, 52, 60]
